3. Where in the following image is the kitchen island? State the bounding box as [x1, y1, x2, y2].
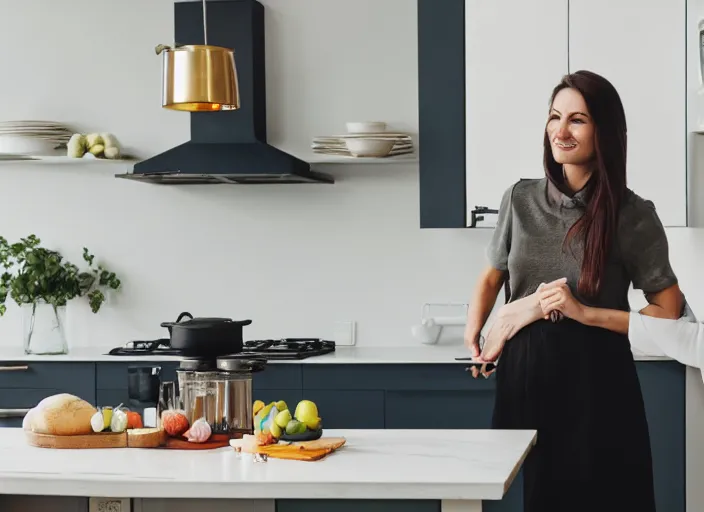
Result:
[0, 427, 536, 512]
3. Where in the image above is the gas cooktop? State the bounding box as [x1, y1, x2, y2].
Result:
[107, 337, 336, 360]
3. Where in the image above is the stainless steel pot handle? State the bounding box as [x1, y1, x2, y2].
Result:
[0, 408, 31, 418]
[0, 365, 29, 372]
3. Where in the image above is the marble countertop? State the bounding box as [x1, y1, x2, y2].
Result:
[0, 428, 536, 500]
[0, 344, 671, 363]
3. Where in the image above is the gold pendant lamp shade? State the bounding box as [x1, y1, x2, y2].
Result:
[157, 0, 240, 112]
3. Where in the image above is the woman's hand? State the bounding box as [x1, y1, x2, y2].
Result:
[464, 325, 481, 358]
[477, 280, 566, 363]
[538, 279, 586, 322]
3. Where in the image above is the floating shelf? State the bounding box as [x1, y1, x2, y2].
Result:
[0, 154, 139, 164]
[306, 154, 418, 164]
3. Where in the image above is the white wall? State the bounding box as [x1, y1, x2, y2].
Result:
[0, 0, 494, 349]
[0, 0, 702, 352]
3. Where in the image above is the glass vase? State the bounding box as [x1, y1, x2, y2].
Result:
[22, 302, 68, 355]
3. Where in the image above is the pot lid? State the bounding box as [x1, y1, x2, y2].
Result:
[177, 358, 216, 371]
[215, 357, 267, 373]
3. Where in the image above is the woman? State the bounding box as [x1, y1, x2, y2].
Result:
[463, 70, 683, 512]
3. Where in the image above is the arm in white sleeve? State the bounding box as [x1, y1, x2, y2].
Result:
[629, 304, 704, 369]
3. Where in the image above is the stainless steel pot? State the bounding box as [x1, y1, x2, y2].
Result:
[176, 358, 265, 438]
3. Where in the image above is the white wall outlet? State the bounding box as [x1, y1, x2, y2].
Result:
[333, 320, 356, 346]
[89, 497, 131, 512]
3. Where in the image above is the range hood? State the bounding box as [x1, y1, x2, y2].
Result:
[116, 0, 334, 185]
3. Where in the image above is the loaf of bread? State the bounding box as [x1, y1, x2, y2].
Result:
[23, 393, 97, 436]
[127, 428, 166, 448]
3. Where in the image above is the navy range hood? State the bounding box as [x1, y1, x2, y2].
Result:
[116, 0, 334, 185]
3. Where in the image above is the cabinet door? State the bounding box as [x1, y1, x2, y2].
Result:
[568, 0, 686, 227]
[465, 0, 568, 227]
[636, 361, 686, 512]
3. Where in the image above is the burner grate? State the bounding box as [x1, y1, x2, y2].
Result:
[107, 337, 335, 360]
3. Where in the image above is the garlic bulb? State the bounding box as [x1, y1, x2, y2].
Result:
[90, 411, 104, 433]
[184, 417, 212, 443]
[110, 409, 128, 433]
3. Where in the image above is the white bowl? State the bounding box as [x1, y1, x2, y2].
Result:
[345, 121, 387, 134]
[0, 135, 61, 156]
[344, 138, 395, 157]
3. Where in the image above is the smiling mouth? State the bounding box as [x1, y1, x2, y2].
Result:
[554, 140, 577, 149]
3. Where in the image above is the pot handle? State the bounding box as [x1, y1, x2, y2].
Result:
[160, 311, 194, 328]
[176, 311, 194, 322]
[236, 319, 253, 327]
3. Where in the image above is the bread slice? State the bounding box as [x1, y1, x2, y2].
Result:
[127, 428, 166, 448]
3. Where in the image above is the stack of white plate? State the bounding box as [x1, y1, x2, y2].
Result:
[0, 120, 74, 157]
[312, 121, 415, 158]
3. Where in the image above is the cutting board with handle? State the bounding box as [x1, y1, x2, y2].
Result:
[232, 436, 346, 461]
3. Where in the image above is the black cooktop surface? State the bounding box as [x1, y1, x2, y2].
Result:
[107, 337, 335, 360]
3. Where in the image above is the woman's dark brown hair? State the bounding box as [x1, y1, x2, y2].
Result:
[543, 70, 628, 298]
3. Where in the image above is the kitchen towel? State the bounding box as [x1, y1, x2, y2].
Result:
[629, 297, 704, 381]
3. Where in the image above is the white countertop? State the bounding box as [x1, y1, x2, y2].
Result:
[0, 428, 536, 500]
[0, 344, 671, 363]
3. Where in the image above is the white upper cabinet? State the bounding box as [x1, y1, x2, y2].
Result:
[568, 0, 687, 227]
[464, 0, 687, 228]
[465, 0, 568, 228]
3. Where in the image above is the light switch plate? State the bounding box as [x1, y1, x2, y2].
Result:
[333, 320, 356, 346]
[89, 497, 131, 512]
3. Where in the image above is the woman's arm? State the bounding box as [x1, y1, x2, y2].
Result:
[540, 282, 684, 335]
[479, 279, 566, 362]
[464, 265, 506, 357]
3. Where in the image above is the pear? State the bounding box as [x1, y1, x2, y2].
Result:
[275, 409, 292, 429]
[294, 400, 318, 423]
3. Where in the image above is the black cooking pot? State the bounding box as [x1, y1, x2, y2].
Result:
[161, 312, 252, 357]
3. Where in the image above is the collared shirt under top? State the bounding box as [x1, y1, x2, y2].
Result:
[486, 177, 678, 311]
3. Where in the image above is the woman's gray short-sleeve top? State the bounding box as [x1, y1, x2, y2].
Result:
[487, 177, 678, 310]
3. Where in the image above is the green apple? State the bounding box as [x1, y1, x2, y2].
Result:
[275, 400, 288, 412]
[285, 419, 304, 435]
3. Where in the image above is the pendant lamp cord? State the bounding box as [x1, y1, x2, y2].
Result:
[202, 0, 208, 45]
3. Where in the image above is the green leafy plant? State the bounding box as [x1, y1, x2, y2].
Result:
[0, 234, 121, 316]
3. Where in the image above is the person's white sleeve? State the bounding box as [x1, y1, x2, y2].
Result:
[629, 308, 704, 370]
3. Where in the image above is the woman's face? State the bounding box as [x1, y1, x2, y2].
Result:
[546, 87, 595, 166]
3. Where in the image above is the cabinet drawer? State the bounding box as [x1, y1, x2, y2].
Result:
[253, 364, 302, 390]
[301, 390, 385, 429]
[96, 362, 180, 389]
[303, 364, 495, 391]
[0, 387, 97, 409]
[385, 390, 495, 429]
[0, 363, 94, 389]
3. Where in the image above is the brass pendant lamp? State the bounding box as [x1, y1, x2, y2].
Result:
[156, 0, 240, 112]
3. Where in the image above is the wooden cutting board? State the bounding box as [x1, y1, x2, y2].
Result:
[25, 430, 127, 449]
[164, 434, 231, 450]
[235, 437, 347, 461]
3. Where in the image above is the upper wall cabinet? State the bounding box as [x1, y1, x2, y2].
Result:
[418, 0, 688, 228]
[569, 0, 687, 228]
[464, 0, 568, 229]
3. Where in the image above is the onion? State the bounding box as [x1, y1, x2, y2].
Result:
[184, 417, 212, 443]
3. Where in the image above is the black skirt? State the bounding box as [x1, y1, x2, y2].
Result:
[492, 318, 656, 512]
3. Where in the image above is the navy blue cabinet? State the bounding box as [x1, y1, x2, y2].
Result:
[0, 359, 686, 512]
[0, 362, 96, 427]
[636, 361, 686, 512]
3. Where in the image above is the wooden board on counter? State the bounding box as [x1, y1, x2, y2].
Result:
[232, 436, 347, 461]
[25, 429, 233, 450]
[164, 434, 230, 450]
[25, 430, 127, 449]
